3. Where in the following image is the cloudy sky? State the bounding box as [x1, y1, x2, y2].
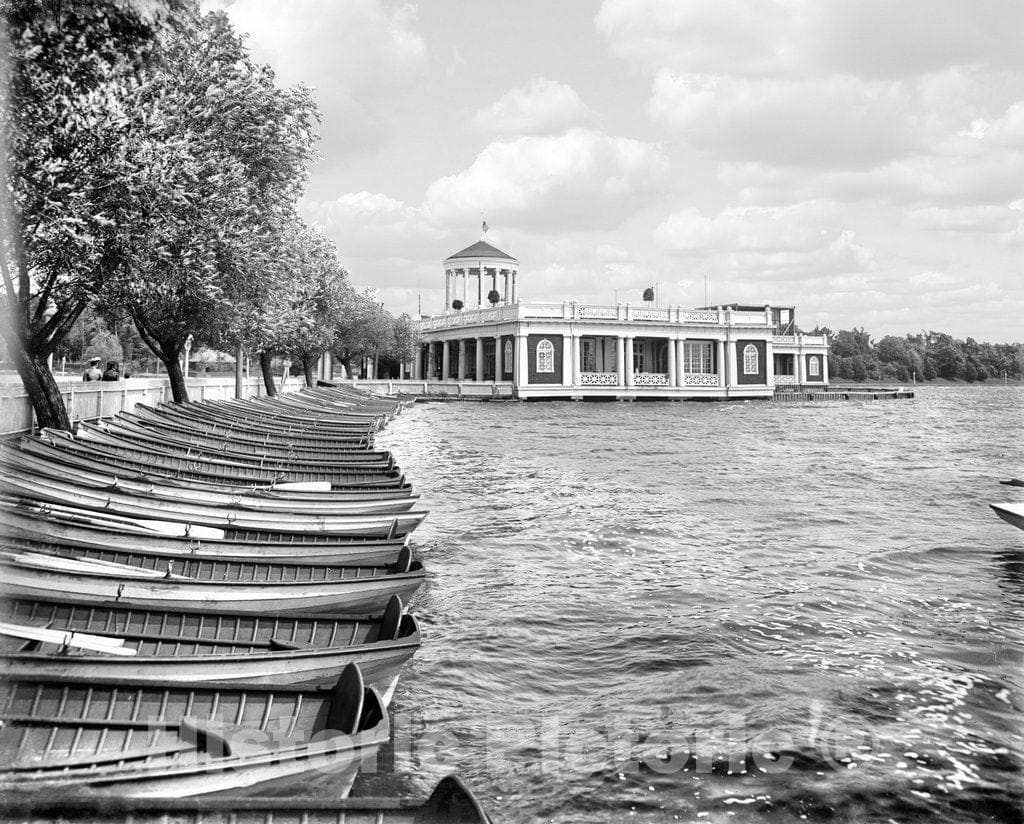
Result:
[209, 0, 1024, 342]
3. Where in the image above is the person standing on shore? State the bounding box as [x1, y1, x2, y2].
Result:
[82, 357, 102, 381]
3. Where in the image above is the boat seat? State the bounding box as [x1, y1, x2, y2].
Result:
[268, 637, 303, 651]
[325, 663, 364, 735]
[178, 718, 267, 758]
[380, 595, 403, 641]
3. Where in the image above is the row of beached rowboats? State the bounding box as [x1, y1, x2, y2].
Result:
[0, 386, 493, 823]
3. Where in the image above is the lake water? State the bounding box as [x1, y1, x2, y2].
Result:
[368, 386, 1024, 823]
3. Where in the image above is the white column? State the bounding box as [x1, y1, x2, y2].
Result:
[667, 336, 677, 387]
[441, 341, 450, 380]
[822, 351, 830, 385]
[615, 336, 625, 386]
[511, 271, 518, 303]
[765, 339, 774, 387]
[503, 271, 510, 304]
[412, 347, 421, 380]
[675, 338, 686, 387]
[457, 340, 466, 379]
[462, 270, 468, 305]
[445, 271, 451, 310]
[624, 336, 634, 387]
[477, 270, 483, 307]
[494, 335, 502, 380]
[515, 334, 528, 387]
[562, 334, 573, 386]
[717, 340, 726, 388]
[572, 335, 582, 385]
[796, 345, 804, 385]
[475, 336, 484, 381]
[727, 341, 738, 388]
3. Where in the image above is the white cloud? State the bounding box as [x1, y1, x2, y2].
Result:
[424, 129, 669, 230]
[474, 78, 588, 135]
[596, 0, 1024, 79]
[208, 0, 427, 157]
[655, 202, 839, 253]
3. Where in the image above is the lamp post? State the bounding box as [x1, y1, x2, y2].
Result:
[183, 334, 194, 379]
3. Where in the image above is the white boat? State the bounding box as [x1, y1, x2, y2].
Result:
[991, 502, 1024, 532]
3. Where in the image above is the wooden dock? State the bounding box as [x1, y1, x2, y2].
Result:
[773, 386, 914, 402]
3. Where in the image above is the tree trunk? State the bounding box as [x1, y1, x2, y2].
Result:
[159, 353, 189, 402]
[234, 345, 244, 399]
[259, 351, 278, 396]
[11, 347, 71, 431]
[301, 353, 316, 387]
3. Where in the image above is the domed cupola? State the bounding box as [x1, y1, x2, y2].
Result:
[442, 234, 519, 310]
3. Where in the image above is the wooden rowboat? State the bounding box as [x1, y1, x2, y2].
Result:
[95, 415, 390, 461]
[0, 550, 425, 613]
[1, 447, 420, 515]
[129, 406, 376, 446]
[0, 774, 492, 824]
[2, 501, 409, 565]
[75, 423, 398, 469]
[23, 434, 410, 489]
[0, 595, 419, 697]
[0, 472, 427, 537]
[0, 663, 388, 798]
[991, 502, 1024, 532]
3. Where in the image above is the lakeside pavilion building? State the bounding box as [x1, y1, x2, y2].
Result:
[411, 238, 830, 400]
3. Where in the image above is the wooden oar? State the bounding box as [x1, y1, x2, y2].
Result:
[999, 478, 1024, 487]
[0, 621, 137, 656]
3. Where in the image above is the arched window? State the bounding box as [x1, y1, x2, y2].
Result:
[808, 356, 820, 377]
[503, 340, 513, 374]
[536, 339, 555, 373]
[743, 344, 759, 375]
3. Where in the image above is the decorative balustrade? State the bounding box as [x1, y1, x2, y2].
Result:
[774, 374, 797, 385]
[679, 311, 720, 323]
[772, 334, 827, 346]
[633, 372, 670, 386]
[684, 373, 719, 386]
[630, 308, 671, 321]
[578, 305, 619, 319]
[579, 372, 618, 386]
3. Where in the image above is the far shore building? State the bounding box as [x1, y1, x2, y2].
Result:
[408, 238, 829, 400]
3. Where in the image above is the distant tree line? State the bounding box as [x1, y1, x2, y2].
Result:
[808, 327, 1024, 383]
[2, 0, 417, 430]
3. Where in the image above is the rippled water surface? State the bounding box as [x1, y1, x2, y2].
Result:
[368, 387, 1024, 823]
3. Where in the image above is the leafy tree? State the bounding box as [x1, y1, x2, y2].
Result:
[255, 221, 353, 390]
[105, 11, 318, 401]
[1, 0, 174, 428]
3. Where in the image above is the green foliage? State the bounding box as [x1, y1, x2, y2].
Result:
[827, 328, 1022, 382]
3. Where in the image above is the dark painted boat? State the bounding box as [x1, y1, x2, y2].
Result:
[0, 663, 388, 797]
[0, 774, 492, 823]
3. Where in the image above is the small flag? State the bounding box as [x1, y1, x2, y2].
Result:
[482, 220, 488, 234]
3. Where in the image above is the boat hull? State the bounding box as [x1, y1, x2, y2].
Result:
[1, 560, 424, 614]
